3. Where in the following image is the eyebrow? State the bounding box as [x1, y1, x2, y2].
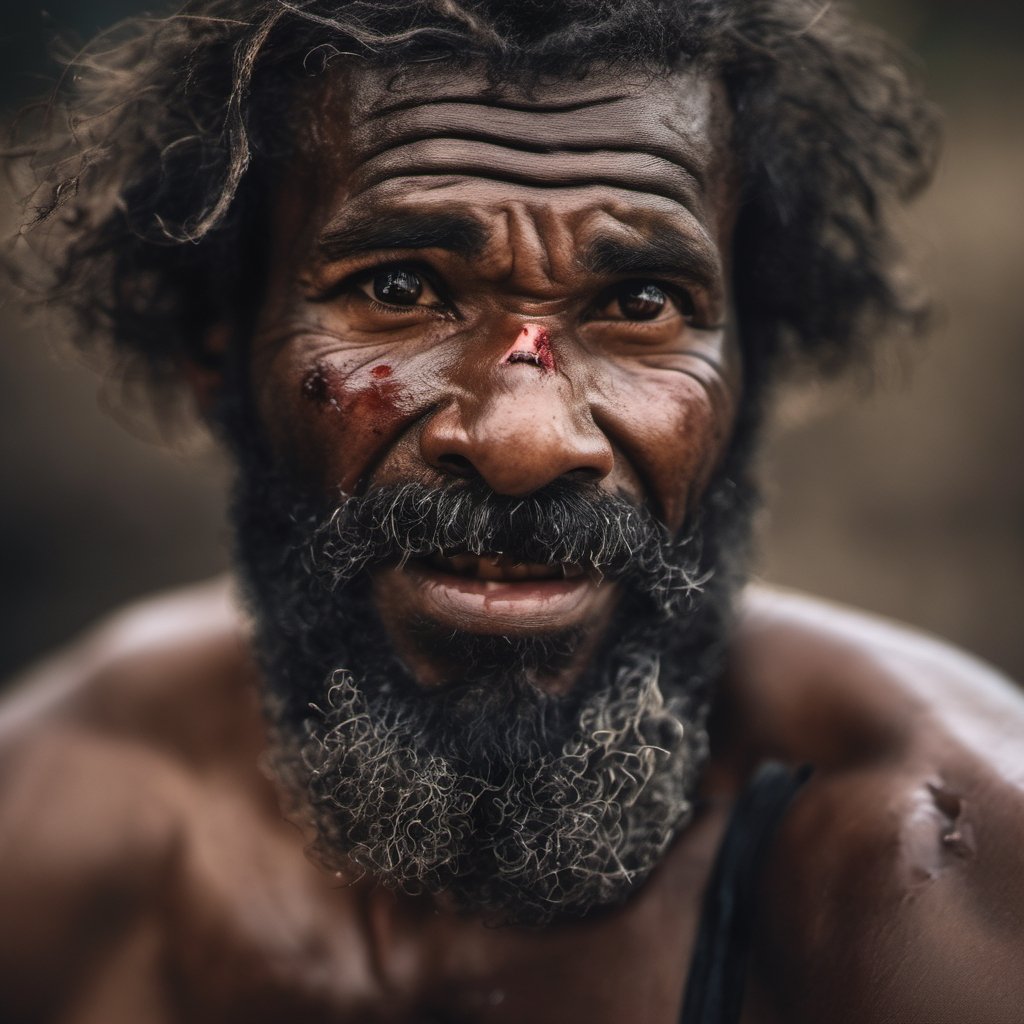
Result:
[317, 211, 488, 263]
[582, 230, 722, 289]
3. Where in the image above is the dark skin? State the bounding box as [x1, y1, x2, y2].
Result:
[251, 65, 740, 689]
[2, 66, 1024, 1024]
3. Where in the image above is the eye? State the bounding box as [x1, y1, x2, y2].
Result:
[356, 266, 441, 309]
[596, 281, 695, 323]
[617, 282, 667, 320]
[370, 268, 421, 305]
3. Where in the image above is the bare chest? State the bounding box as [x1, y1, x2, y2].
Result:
[146, 783, 724, 1024]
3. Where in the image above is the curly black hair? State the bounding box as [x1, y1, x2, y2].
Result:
[5, 0, 940, 416]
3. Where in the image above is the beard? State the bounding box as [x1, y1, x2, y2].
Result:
[229, 428, 756, 926]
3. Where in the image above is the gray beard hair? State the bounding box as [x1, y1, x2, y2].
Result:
[232, 464, 753, 926]
[267, 636, 710, 926]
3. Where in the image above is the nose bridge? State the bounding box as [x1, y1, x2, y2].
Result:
[419, 327, 613, 496]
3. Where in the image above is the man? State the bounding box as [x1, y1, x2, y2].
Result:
[1, 0, 1022, 1021]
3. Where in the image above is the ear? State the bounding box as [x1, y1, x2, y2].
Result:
[181, 323, 232, 420]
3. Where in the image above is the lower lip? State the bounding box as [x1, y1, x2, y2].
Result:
[374, 561, 612, 633]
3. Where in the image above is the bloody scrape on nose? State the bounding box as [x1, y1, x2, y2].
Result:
[419, 322, 613, 496]
[500, 323, 555, 372]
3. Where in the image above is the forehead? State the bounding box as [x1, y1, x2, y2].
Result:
[302, 63, 736, 262]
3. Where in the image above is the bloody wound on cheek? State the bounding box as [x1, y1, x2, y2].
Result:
[501, 323, 555, 372]
[300, 362, 397, 429]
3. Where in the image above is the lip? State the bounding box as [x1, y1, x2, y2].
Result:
[372, 558, 617, 635]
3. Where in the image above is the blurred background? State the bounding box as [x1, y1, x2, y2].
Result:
[0, 0, 1021, 684]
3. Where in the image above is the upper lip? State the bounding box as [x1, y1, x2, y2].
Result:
[423, 551, 586, 582]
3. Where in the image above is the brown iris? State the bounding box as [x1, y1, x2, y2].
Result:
[616, 282, 668, 321]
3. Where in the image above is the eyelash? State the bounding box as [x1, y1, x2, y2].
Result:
[365, 298, 431, 316]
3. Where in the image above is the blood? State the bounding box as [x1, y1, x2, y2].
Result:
[347, 375, 402, 437]
[500, 323, 555, 372]
[301, 359, 402, 452]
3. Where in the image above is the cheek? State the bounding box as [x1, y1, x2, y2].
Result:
[596, 367, 737, 532]
[256, 343, 437, 495]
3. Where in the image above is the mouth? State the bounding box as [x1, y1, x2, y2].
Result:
[371, 551, 617, 635]
[424, 551, 587, 581]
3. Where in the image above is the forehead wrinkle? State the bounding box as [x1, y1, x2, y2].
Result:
[346, 140, 703, 212]
[343, 66, 720, 179]
[316, 71, 731, 264]
[365, 91, 635, 121]
[349, 101, 709, 179]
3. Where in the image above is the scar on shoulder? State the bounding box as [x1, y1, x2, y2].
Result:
[500, 323, 555, 372]
[928, 781, 976, 859]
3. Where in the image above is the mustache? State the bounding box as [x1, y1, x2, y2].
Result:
[302, 479, 709, 617]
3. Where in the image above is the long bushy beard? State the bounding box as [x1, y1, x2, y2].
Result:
[231, 439, 755, 926]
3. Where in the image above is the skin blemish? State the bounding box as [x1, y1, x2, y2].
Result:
[500, 323, 555, 372]
[301, 363, 330, 404]
[371, 364, 393, 379]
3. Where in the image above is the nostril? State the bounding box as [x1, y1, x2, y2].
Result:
[436, 453, 477, 479]
[563, 466, 606, 485]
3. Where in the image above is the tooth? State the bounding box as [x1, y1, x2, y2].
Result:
[448, 553, 477, 575]
[477, 555, 505, 581]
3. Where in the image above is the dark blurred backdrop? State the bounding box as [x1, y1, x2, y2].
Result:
[1, 0, 1022, 682]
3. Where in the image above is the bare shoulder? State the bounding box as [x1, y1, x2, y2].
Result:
[729, 583, 1024, 768]
[0, 578, 261, 1020]
[0, 575, 261, 856]
[0, 575, 255, 751]
[728, 587, 1024, 1023]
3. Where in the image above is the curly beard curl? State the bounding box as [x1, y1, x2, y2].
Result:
[268, 638, 708, 926]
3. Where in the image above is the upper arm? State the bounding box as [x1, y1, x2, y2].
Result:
[0, 581, 249, 1021]
[0, 718, 186, 1021]
[734, 588, 1024, 1021]
[751, 763, 1024, 1023]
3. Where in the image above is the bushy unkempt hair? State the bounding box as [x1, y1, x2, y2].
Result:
[6, 0, 939, 412]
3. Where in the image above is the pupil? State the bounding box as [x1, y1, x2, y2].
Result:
[374, 269, 422, 305]
[619, 282, 666, 321]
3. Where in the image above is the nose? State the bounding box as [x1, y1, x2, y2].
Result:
[420, 368, 614, 496]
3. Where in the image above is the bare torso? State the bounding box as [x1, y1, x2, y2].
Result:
[1, 580, 1022, 1023]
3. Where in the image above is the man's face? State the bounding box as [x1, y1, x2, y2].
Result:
[247, 63, 740, 692]
[230, 64, 747, 924]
